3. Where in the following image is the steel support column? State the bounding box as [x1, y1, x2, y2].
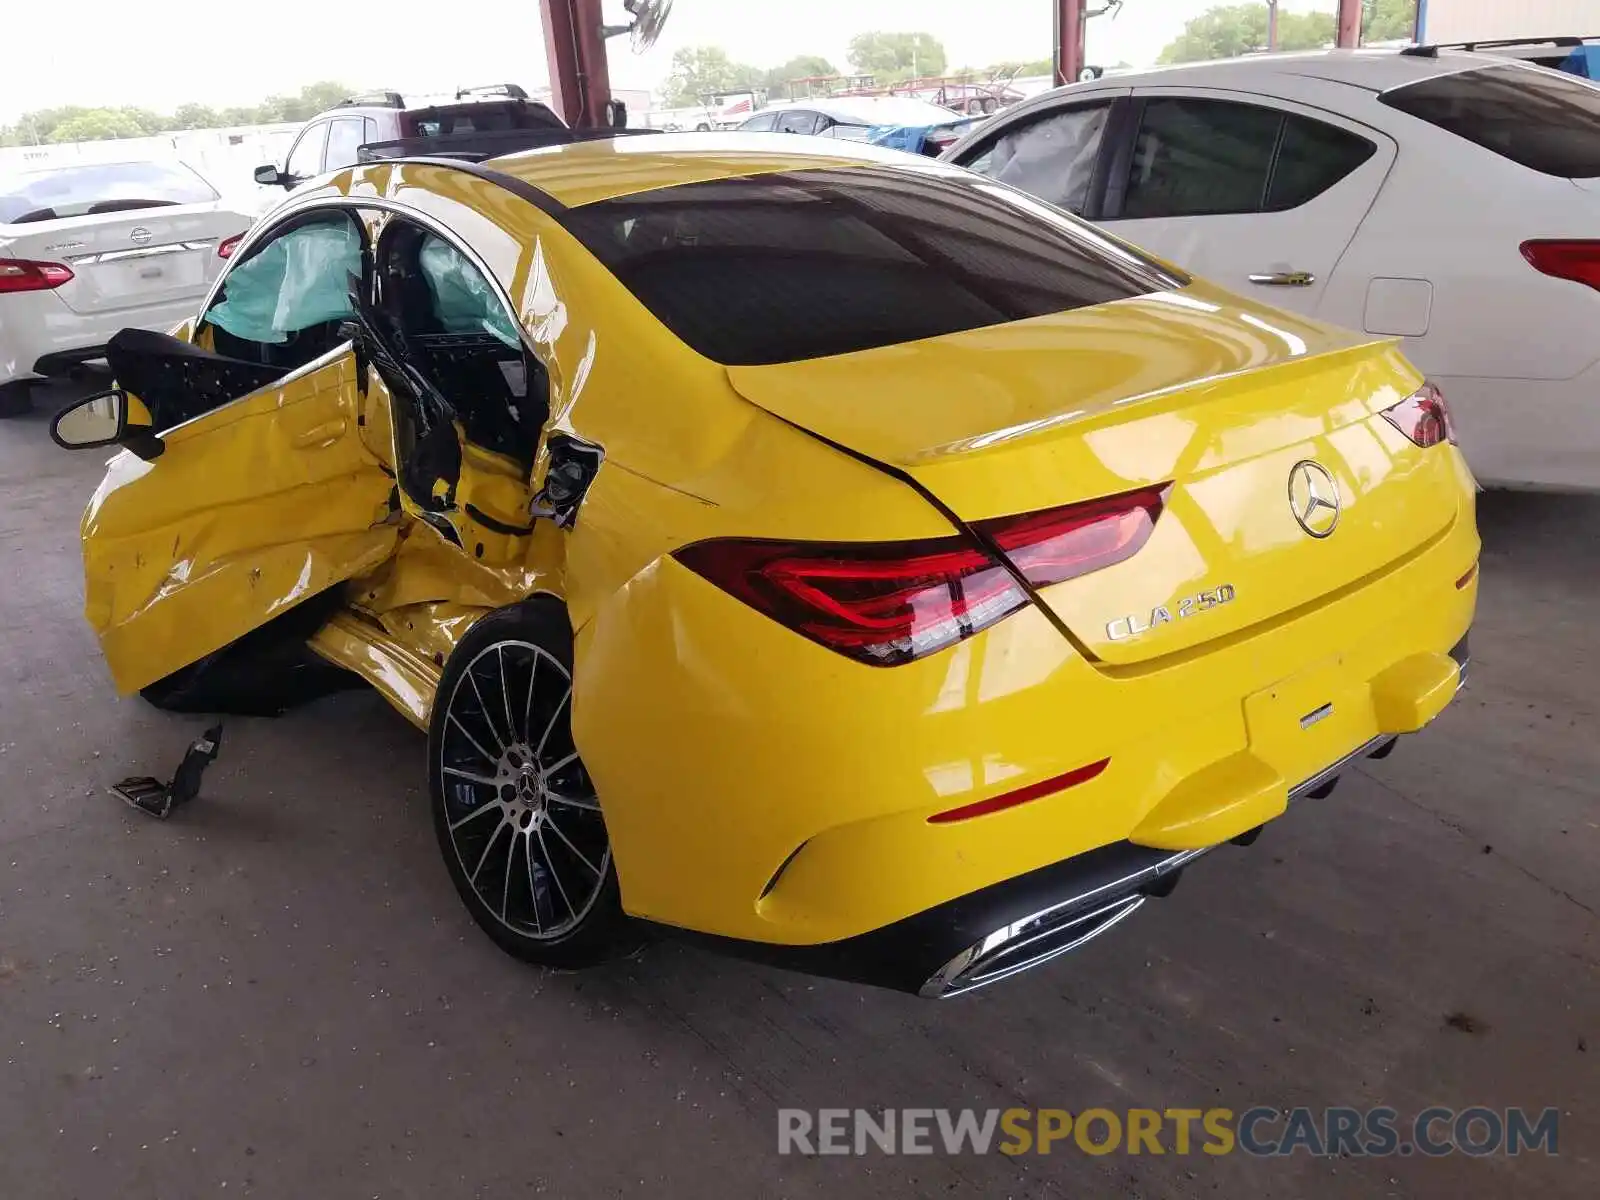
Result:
[1335, 0, 1364, 47]
[541, 0, 614, 128]
[1054, 0, 1086, 86]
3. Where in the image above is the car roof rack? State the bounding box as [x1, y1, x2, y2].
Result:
[1401, 35, 1587, 59]
[454, 83, 531, 101]
[341, 90, 407, 108]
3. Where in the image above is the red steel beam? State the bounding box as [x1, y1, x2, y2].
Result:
[1054, 0, 1086, 85]
[540, 0, 614, 127]
[1336, 0, 1364, 47]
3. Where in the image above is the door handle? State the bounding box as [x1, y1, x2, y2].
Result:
[290, 417, 348, 448]
[1249, 270, 1316, 287]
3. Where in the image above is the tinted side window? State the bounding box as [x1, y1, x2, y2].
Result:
[286, 123, 329, 179]
[562, 165, 1178, 365]
[961, 103, 1112, 216]
[1123, 99, 1282, 218]
[323, 118, 366, 171]
[777, 110, 820, 134]
[1379, 63, 1600, 178]
[1267, 116, 1376, 210]
[741, 113, 777, 132]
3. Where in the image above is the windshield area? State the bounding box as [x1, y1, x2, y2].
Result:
[0, 160, 218, 224]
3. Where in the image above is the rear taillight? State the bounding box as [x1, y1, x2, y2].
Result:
[1381, 381, 1454, 448]
[674, 484, 1167, 666]
[0, 259, 74, 294]
[1521, 239, 1600, 291]
[923, 128, 962, 156]
[976, 484, 1168, 589]
[217, 233, 244, 259]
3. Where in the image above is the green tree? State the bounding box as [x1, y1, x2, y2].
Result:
[663, 46, 764, 106]
[47, 109, 147, 143]
[220, 105, 269, 126]
[1365, 0, 1418, 41]
[1158, 3, 1333, 63]
[171, 102, 222, 129]
[763, 54, 839, 93]
[123, 107, 172, 135]
[847, 31, 948, 80]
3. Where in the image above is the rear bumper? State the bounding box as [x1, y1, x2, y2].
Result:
[0, 293, 199, 387]
[580, 474, 1479, 950]
[674, 636, 1469, 998]
[1439, 368, 1600, 493]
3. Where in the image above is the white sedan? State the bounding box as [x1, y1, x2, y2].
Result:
[944, 49, 1600, 491]
[1, 159, 253, 416]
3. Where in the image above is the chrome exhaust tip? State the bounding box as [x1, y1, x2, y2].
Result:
[919, 892, 1148, 999]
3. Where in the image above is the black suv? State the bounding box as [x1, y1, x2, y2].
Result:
[256, 85, 567, 189]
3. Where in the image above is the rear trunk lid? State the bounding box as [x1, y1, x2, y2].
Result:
[1, 205, 243, 316]
[725, 282, 1463, 666]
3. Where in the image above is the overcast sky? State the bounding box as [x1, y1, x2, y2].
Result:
[0, 0, 1337, 122]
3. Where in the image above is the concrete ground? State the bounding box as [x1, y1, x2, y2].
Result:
[0, 381, 1594, 1199]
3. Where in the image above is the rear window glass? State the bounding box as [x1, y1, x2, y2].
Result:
[0, 161, 217, 224]
[561, 165, 1178, 365]
[405, 102, 564, 137]
[1379, 63, 1600, 178]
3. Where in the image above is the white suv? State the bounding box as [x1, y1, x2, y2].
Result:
[945, 49, 1600, 491]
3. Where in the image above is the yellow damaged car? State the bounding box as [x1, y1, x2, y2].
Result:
[49, 134, 1479, 997]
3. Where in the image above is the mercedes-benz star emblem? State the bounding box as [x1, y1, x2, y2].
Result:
[129, 227, 152, 245]
[1288, 460, 1341, 538]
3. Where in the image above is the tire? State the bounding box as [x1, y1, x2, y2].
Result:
[428, 598, 636, 968]
[0, 380, 34, 418]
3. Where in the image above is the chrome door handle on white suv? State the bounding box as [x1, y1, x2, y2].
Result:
[1249, 270, 1317, 287]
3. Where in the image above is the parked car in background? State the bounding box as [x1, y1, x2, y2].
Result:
[740, 97, 980, 157]
[254, 84, 566, 191]
[0, 159, 253, 415]
[943, 49, 1600, 491]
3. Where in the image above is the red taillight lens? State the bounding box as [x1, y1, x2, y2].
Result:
[1521, 239, 1600, 291]
[675, 536, 1028, 666]
[977, 484, 1168, 589]
[0, 259, 74, 293]
[1381, 381, 1454, 448]
[674, 485, 1167, 666]
[217, 233, 244, 259]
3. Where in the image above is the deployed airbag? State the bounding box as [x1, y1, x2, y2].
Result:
[207, 220, 362, 345]
[419, 236, 521, 348]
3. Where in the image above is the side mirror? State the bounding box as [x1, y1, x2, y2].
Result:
[50, 387, 164, 460]
[254, 164, 293, 188]
[51, 388, 128, 449]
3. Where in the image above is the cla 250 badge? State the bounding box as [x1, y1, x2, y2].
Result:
[1106, 585, 1237, 642]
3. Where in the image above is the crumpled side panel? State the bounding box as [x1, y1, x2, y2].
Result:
[207, 220, 363, 345]
[420, 235, 522, 348]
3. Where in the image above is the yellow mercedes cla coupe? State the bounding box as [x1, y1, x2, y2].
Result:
[49, 133, 1479, 997]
